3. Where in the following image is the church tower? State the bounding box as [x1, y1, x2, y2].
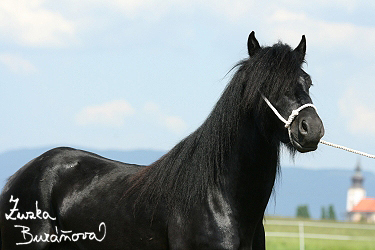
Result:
[346, 160, 366, 213]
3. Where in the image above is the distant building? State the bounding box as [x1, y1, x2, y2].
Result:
[346, 161, 375, 223]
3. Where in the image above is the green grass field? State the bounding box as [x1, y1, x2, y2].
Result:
[264, 217, 375, 250]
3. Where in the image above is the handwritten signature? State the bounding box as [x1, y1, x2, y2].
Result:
[5, 195, 106, 245]
[5, 195, 56, 221]
[14, 223, 106, 245]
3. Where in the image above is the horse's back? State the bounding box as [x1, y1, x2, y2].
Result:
[1, 146, 143, 202]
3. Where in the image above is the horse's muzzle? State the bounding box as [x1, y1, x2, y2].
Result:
[289, 107, 324, 153]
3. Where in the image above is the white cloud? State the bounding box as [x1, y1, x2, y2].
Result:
[0, 53, 37, 73]
[110, 0, 169, 19]
[144, 102, 187, 134]
[76, 100, 135, 127]
[268, 9, 375, 57]
[270, 9, 306, 22]
[70, 0, 176, 21]
[274, 0, 360, 12]
[3, 0, 370, 53]
[339, 88, 375, 137]
[165, 116, 188, 134]
[1, 0, 372, 50]
[75, 100, 187, 133]
[63, 0, 256, 22]
[201, 0, 255, 21]
[0, 0, 76, 47]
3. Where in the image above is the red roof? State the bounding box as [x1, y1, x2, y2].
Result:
[352, 198, 375, 213]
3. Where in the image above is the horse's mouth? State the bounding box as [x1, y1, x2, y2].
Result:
[290, 134, 318, 153]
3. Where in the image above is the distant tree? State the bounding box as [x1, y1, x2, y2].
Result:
[328, 205, 336, 220]
[360, 215, 367, 223]
[296, 205, 310, 219]
[321, 206, 327, 220]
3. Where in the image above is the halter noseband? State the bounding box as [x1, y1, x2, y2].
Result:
[262, 95, 317, 129]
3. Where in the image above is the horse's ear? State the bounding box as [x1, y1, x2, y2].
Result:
[247, 31, 261, 57]
[294, 35, 306, 61]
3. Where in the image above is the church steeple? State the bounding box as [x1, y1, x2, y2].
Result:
[347, 159, 366, 213]
[351, 160, 364, 188]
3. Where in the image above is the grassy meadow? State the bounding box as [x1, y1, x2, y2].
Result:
[264, 216, 375, 250]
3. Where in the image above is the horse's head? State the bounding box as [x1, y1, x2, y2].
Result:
[248, 32, 324, 153]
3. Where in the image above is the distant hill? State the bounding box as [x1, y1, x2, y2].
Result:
[1, 147, 374, 221]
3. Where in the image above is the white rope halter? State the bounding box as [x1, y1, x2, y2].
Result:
[262, 95, 375, 159]
[262, 95, 317, 129]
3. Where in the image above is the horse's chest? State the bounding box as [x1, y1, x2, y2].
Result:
[168, 189, 241, 249]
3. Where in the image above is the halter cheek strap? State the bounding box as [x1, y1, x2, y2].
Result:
[261, 94, 318, 129]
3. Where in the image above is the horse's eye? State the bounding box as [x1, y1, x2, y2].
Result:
[299, 76, 312, 90]
[298, 76, 304, 84]
[306, 77, 313, 88]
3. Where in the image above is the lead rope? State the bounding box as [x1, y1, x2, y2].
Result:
[319, 140, 375, 159]
[262, 95, 375, 159]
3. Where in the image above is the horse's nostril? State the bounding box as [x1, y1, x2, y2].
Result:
[300, 120, 309, 134]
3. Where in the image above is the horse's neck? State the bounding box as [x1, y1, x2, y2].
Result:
[221, 117, 279, 218]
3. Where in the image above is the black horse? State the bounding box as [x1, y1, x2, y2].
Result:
[0, 32, 324, 249]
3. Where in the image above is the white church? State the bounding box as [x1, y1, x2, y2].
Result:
[346, 161, 375, 223]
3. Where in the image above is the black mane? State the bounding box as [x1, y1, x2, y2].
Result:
[128, 42, 304, 214]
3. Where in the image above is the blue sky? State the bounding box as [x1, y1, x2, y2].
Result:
[1, 0, 375, 173]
